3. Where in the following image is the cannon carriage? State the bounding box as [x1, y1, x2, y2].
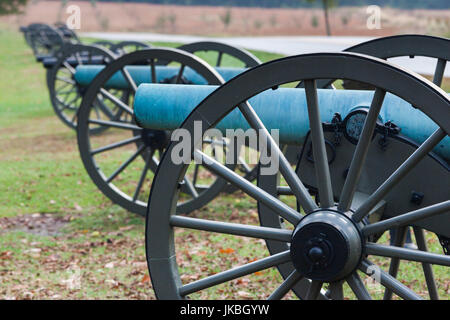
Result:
[128, 50, 449, 299]
[75, 36, 448, 298]
[74, 44, 262, 216]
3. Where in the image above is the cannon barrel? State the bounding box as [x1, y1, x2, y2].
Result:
[36, 54, 53, 62]
[42, 55, 106, 69]
[134, 83, 450, 160]
[74, 65, 247, 88]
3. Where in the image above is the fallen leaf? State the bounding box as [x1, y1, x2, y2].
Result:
[141, 274, 150, 283]
[0, 251, 12, 260]
[219, 248, 235, 254]
[237, 291, 252, 299]
[105, 279, 119, 288]
[22, 292, 34, 300]
[119, 226, 134, 231]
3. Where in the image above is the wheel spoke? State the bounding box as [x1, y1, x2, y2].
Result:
[277, 186, 293, 196]
[353, 128, 446, 222]
[150, 59, 157, 83]
[338, 88, 386, 212]
[121, 67, 137, 93]
[268, 270, 302, 300]
[304, 79, 334, 208]
[70, 108, 78, 124]
[170, 215, 292, 242]
[176, 64, 186, 84]
[238, 101, 317, 213]
[62, 61, 75, 74]
[382, 226, 407, 300]
[182, 177, 199, 198]
[328, 281, 344, 300]
[90, 135, 142, 155]
[366, 242, 450, 267]
[93, 101, 103, 120]
[216, 52, 223, 67]
[65, 92, 81, 107]
[238, 157, 252, 174]
[178, 251, 291, 296]
[94, 95, 116, 120]
[74, 52, 82, 66]
[57, 90, 76, 97]
[99, 88, 134, 116]
[194, 150, 301, 225]
[305, 281, 323, 300]
[60, 89, 73, 105]
[106, 145, 145, 183]
[362, 200, 450, 236]
[55, 80, 72, 92]
[133, 150, 153, 202]
[56, 76, 75, 85]
[192, 163, 200, 186]
[360, 259, 422, 300]
[433, 58, 447, 86]
[88, 119, 142, 131]
[346, 272, 372, 300]
[413, 227, 439, 300]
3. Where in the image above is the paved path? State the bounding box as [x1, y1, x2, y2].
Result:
[82, 32, 449, 77]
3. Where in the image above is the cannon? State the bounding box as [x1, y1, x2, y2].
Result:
[74, 65, 246, 87]
[75, 35, 449, 222]
[45, 40, 153, 130]
[133, 84, 449, 158]
[47, 41, 256, 131]
[45, 44, 120, 131]
[75, 45, 262, 216]
[54, 22, 81, 44]
[22, 23, 65, 61]
[20, 22, 151, 64]
[140, 52, 449, 300]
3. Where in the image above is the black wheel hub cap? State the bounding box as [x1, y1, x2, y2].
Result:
[290, 210, 362, 282]
[141, 128, 169, 150]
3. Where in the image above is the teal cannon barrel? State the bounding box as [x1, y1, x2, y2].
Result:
[74, 65, 247, 88]
[133, 83, 450, 160]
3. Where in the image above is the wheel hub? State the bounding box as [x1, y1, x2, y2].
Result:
[141, 128, 169, 150]
[290, 210, 362, 282]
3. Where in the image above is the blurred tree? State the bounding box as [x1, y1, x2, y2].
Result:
[0, 0, 28, 15]
[305, 0, 336, 36]
[220, 7, 232, 30]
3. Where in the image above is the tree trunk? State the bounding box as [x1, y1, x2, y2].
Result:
[322, 0, 331, 36]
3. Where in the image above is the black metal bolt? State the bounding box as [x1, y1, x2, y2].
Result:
[410, 191, 424, 206]
[308, 247, 324, 263]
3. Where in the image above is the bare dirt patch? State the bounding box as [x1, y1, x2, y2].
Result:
[0, 212, 70, 236]
[0, 117, 77, 160]
[3, 2, 449, 37]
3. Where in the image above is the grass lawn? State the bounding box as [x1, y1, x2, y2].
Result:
[0, 25, 448, 300]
